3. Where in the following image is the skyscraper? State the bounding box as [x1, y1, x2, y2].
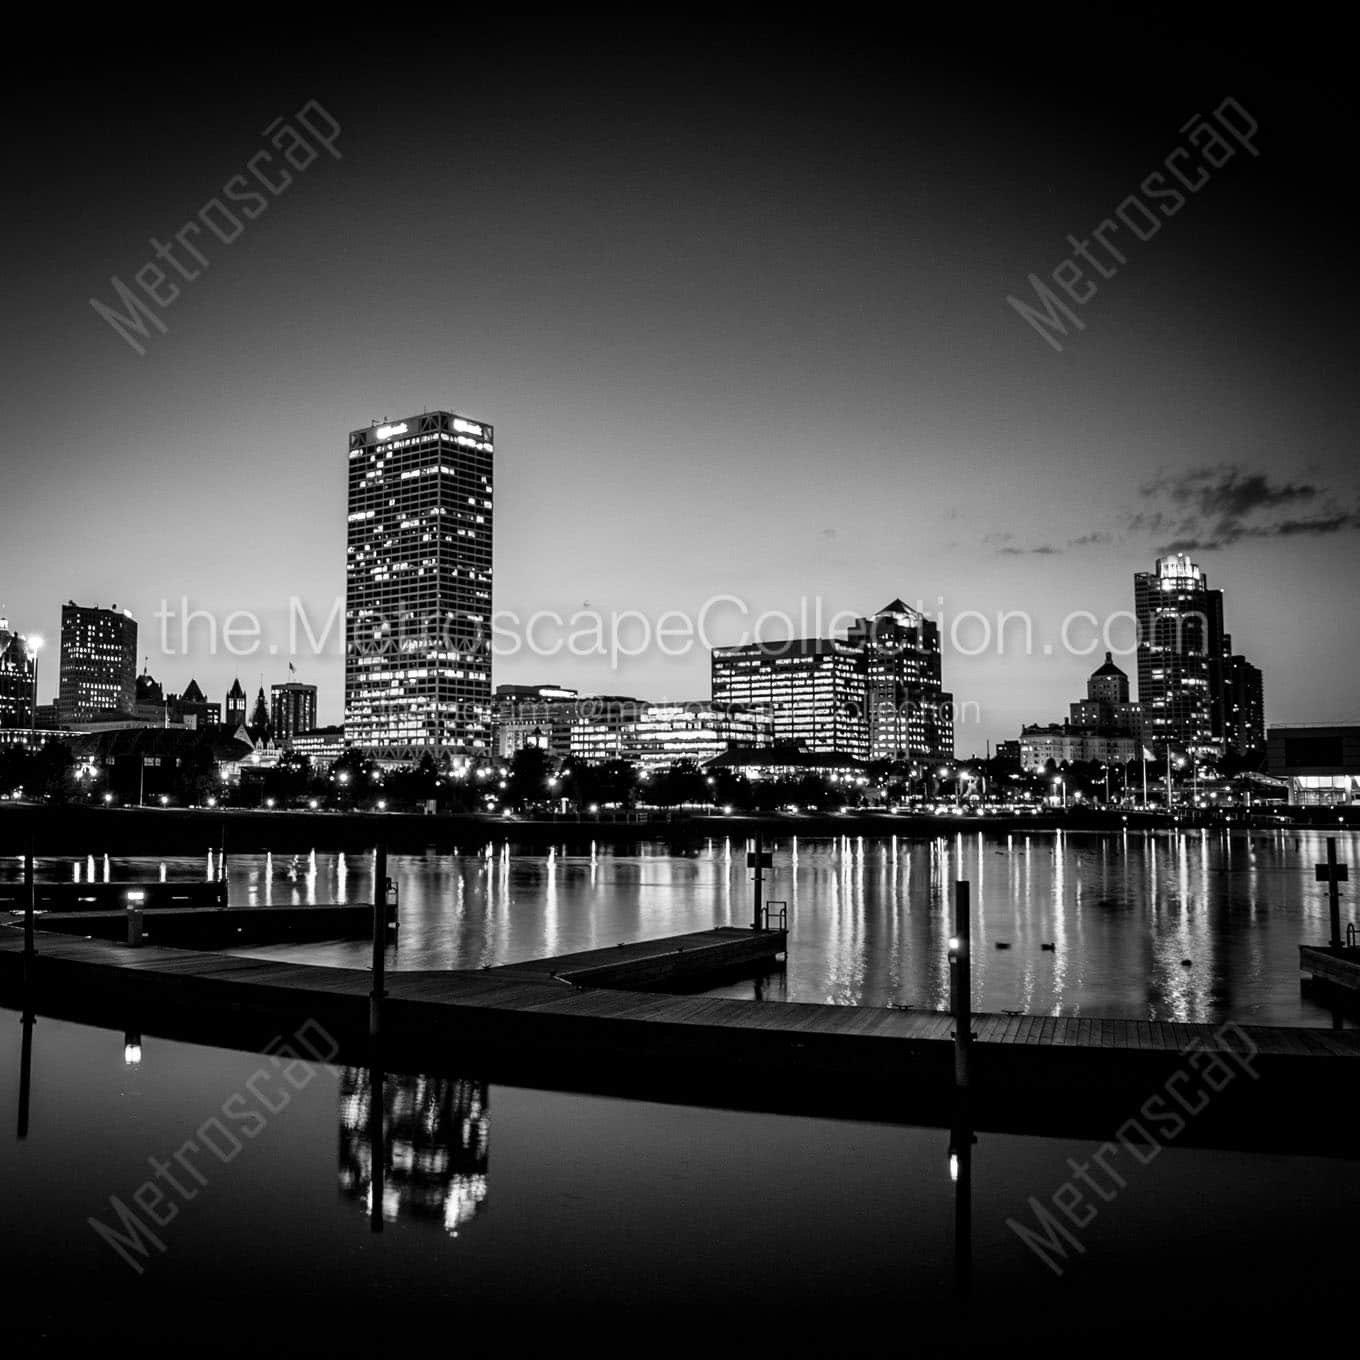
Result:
[57, 602, 137, 721]
[1133, 555, 1224, 754]
[1223, 653, 1266, 759]
[345, 411, 494, 762]
[846, 600, 953, 761]
[271, 681, 318, 743]
[0, 617, 35, 728]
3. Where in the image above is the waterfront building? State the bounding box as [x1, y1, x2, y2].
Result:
[345, 410, 494, 764]
[846, 600, 954, 761]
[567, 696, 648, 762]
[1266, 724, 1360, 805]
[290, 724, 348, 767]
[1068, 652, 1144, 736]
[1018, 723, 1138, 772]
[0, 618, 35, 728]
[628, 700, 772, 771]
[702, 744, 869, 783]
[491, 684, 582, 760]
[57, 602, 137, 722]
[711, 638, 869, 759]
[1132, 554, 1272, 759]
[271, 682, 319, 743]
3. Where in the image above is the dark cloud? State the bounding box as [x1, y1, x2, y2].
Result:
[1136, 464, 1360, 551]
[997, 544, 1059, 556]
[1067, 531, 1112, 547]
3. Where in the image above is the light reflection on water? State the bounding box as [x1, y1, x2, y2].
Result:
[4, 828, 1356, 1024]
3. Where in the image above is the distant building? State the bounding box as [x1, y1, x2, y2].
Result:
[712, 638, 868, 759]
[0, 618, 35, 728]
[345, 411, 494, 763]
[172, 679, 220, 729]
[1018, 724, 1138, 773]
[627, 701, 772, 771]
[1223, 653, 1265, 759]
[225, 677, 248, 727]
[567, 696, 648, 763]
[1068, 652, 1143, 736]
[1133, 555, 1264, 758]
[710, 598, 955, 762]
[702, 744, 868, 783]
[847, 600, 954, 761]
[290, 724, 348, 767]
[271, 682, 318, 743]
[57, 602, 137, 722]
[491, 684, 582, 760]
[1266, 724, 1360, 805]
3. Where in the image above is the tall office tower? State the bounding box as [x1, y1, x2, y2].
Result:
[345, 412, 494, 763]
[711, 638, 868, 758]
[1133, 555, 1224, 754]
[224, 677, 247, 727]
[271, 681, 318, 744]
[0, 617, 35, 728]
[845, 600, 953, 761]
[1223, 653, 1266, 759]
[57, 602, 137, 721]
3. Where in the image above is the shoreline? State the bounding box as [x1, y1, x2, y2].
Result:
[1, 800, 1352, 856]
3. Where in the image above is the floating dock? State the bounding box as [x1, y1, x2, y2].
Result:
[1299, 944, 1360, 999]
[0, 880, 226, 911]
[3, 901, 397, 948]
[2, 924, 1357, 1152]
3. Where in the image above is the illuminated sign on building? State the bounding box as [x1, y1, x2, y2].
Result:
[375, 422, 409, 441]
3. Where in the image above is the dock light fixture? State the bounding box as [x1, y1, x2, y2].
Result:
[103, 792, 114, 805]
[377, 799, 387, 811]
[948, 1150, 959, 1183]
[124, 1041, 142, 1067]
[126, 890, 145, 904]
[948, 935, 960, 957]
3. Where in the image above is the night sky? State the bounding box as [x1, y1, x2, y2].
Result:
[3, 17, 1356, 747]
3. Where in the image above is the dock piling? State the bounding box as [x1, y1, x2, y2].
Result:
[22, 844, 36, 984]
[950, 879, 972, 1093]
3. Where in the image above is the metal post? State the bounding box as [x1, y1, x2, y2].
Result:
[1327, 836, 1342, 951]
[950, 1101, 972, 1300]
[127, 906, 143, 947]
[370, 844, 388, 1041]
[752, 829, 764, 931]
[22, 845, 36, 983]
[951, 880, 972, 1092]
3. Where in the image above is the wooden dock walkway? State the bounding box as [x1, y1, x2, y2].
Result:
[3, 923, 1358, 1150]
[3, 901, 397, 948]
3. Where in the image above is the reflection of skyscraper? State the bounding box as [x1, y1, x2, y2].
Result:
[338, 1068, 489, 1233]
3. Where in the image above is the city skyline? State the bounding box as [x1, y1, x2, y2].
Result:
[3, 20, 1357, 750]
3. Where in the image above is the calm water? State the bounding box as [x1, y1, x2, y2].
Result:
[11, 827, 1356, 1026]
[2, 1010, 1358, 1354]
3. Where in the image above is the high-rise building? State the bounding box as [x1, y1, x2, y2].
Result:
[710, 598, 956, 762]
[1223, 653, 1265, 759]
[345, 411, 494, 763]
[57, 602, 137, 721]
[846, 600, 953, 761]
[712, 638, 868, 759]
[492, 684, 582, 760]
[271, 682, 318, 743]
[1133, 555, 1224, 754]
[0, 617, 36, 728]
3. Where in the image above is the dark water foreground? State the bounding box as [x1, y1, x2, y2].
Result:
[2, 1007, 1358, 1356]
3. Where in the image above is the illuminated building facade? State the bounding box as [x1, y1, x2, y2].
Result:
[1068, 652, 1143, 736]
[0, 618, 36, 728]
[345, 411, 494, 763]
[492, 684, 581, 759]
[1134, 555, 1224, 754]
[289, 724, 347, 765]
[1223, 653, 1265, 758]
[1268, 724, 1360, 805]
[846, 600, 953, 761]
[271, 682, 318, 743]
[57, 601, 137, 722]
[566, 696, 647, 762]
[712, 638, 868, 759]
[1018, 723, 1137, 773]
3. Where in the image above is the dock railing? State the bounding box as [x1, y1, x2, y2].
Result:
[760, 900, 788, 932]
